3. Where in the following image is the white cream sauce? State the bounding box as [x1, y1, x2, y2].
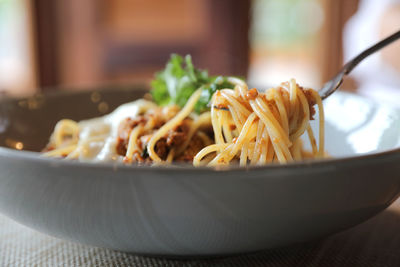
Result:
[75, 99, 156, 162]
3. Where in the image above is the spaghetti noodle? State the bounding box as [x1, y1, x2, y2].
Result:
[193, 78, 324, 166]
[43, 78, 324, 166]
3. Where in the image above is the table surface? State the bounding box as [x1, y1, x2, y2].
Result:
[1, 199, 400, 267]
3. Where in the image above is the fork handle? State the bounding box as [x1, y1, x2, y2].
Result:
[343, 29, 400, 75]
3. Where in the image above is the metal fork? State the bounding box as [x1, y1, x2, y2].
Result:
[319, 29, 400, 100]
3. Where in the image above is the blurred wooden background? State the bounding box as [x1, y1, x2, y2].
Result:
[1, 0, 361, 94]
[34, 0, 250, 90]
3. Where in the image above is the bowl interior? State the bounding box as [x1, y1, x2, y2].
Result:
[312, 92, 400, 157]
[0, 86, 399, 157]
[0, 85, 146, 152]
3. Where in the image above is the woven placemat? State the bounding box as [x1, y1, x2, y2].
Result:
[1, 199, 400, 267]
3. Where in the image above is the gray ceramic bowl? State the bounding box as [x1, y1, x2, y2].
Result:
[0, 86, 399, 256]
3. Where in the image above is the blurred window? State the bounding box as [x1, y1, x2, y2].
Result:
[0, 0, 35, 94]
[249, 0, 325, 88]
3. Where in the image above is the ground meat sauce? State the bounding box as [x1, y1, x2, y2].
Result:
[116, 117, 147, 155]
[175, 134, 205, 161]
[246, 88, 258, 100]
[116, 116, 200, 162]
[165, 120, 190, 146]
[303, 89, 317, 120]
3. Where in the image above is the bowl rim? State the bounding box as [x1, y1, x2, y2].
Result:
[1, 146, 399, 174]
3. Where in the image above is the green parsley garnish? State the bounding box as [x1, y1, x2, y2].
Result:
[150, 54, 236, 113]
